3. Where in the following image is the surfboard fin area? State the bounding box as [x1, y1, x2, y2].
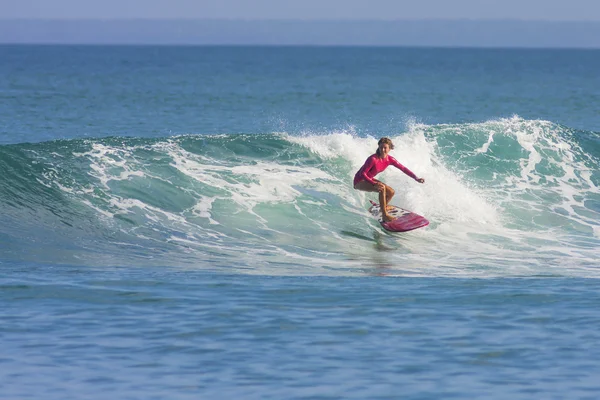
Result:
[368, 200, 429, 232]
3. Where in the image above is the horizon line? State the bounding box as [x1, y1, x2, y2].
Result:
[2, 17, 600, 23]
[2, 43, 599, 50]
[3, 19, 599, 49]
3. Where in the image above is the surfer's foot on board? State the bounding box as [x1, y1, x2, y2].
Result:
[382, 214, 396, 222]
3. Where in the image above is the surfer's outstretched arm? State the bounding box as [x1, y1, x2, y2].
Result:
[389, 157, 424, 183]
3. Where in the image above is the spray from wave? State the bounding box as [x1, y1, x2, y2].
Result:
[1, 117, 598, 276]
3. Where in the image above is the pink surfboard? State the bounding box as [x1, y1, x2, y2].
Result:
[368, 200, 429, 232]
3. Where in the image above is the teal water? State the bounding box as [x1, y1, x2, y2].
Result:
[1, 45, 600, 398]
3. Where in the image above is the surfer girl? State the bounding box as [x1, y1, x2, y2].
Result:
[354, 137, 425, 222]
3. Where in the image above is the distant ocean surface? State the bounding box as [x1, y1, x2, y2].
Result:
[1, 45, 599, 398]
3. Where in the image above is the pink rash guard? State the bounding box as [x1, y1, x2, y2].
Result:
[353, 154, 418, 186]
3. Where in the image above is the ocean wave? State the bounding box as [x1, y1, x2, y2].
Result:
[1, 117, 598, 276]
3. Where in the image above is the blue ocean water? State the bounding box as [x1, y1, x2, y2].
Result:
[1, 45, 600, 398]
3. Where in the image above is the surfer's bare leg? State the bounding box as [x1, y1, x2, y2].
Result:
[385, 185, 395, 211]
[378, 185, 395, 222]
[354, 180, 395, 222]
[354, 180, 379, 193]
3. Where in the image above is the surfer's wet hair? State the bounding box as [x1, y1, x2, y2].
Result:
[376, 137, 394, 156]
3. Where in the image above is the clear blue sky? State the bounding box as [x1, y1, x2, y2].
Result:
[2, 0, 600, 20]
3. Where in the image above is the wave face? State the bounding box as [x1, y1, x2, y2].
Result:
[1, 117, 599, 277]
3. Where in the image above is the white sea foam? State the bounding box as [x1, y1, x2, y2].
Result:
[46, 123, 599, 277]
[286, 119, 599, 276]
